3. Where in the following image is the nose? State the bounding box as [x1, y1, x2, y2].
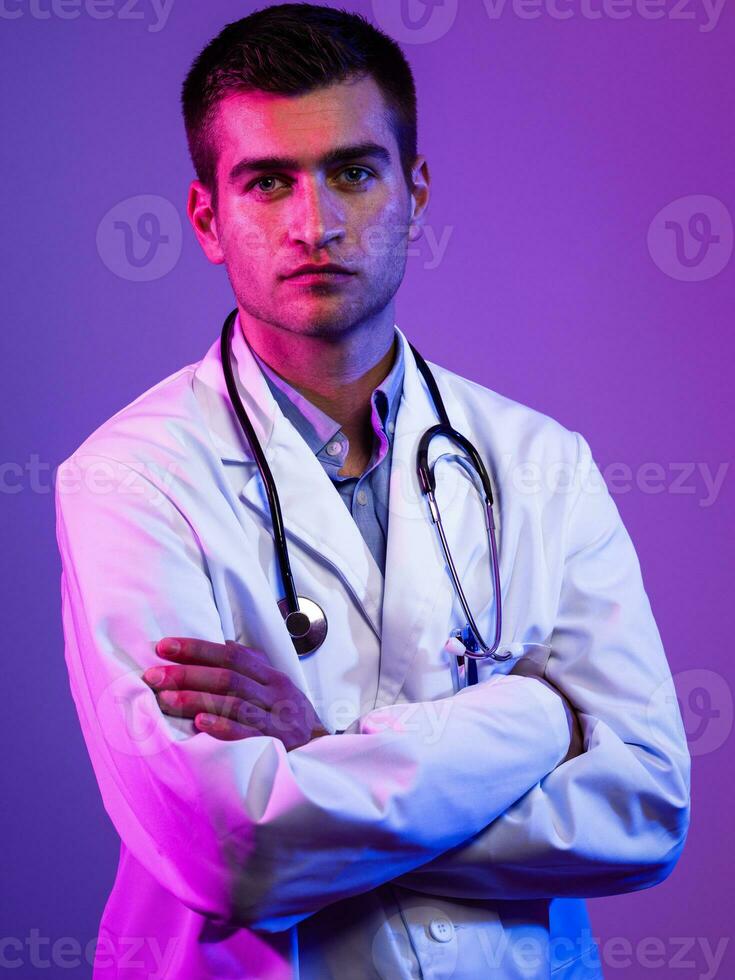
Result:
[287, 176, 345, 251]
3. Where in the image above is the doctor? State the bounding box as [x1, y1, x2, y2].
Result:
[54, 4, 691, 979]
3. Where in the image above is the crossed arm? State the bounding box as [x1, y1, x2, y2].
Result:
[54, 435, 690, 933]
[391, 435, 692, 902]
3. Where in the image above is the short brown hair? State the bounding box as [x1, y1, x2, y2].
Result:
[181, 2, 418, 212]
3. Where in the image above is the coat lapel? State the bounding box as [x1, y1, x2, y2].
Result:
[192, 314, 385, 639]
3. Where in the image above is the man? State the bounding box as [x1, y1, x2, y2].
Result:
[55, 4, 690, 978]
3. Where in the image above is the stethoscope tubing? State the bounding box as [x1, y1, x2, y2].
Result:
[220, 309, 507, 663]
[220, 309, 301, 616]
[410, 344, 509, 662]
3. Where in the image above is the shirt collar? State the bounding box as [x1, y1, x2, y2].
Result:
[244, 328, 405, 458]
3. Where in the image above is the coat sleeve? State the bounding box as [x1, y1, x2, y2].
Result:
[392, 431, 691, 900]
[55, 451, 573, 933]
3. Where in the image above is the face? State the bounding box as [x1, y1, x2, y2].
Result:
[187, 75, 429, 344]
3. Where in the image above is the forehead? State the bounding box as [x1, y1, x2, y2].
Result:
[212, 74, 396, 171]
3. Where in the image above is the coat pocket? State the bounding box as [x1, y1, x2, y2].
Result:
[460, 641, 552, 687]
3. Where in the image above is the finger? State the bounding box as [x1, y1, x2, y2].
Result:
[156, 636, 275, 684]
[156, 636, 228, 663]
[225, 640, 273, 681]
[194, 713, 265, 742]
[143, 664, 271, 710]
[157, 690, 271, 728]
[193, 703, 313, 748]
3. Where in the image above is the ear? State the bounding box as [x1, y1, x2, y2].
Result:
[186, 180, 225, 265]
[407, 155, 430, 243]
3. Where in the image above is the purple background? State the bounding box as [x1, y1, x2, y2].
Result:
[2, 0, 733, 975]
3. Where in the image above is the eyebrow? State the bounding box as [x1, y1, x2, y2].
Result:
[228, 142, 392, 184]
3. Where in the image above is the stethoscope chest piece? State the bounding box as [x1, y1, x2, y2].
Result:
[277, 595, 328, 656]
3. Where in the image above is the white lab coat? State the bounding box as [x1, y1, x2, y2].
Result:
[54, 317, 690, 979]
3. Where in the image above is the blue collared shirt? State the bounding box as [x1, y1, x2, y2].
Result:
[248, 334, 405, 576]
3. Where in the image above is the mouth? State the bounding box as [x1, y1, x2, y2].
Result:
[284, 270, 356, 285]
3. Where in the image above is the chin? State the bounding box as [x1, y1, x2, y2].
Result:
[297, 320, 354, 339]
[284, 308, 362, 339]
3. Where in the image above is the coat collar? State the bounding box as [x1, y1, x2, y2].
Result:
[192, 312, 492, 706]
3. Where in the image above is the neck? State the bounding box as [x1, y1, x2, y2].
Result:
[238, 308, 398, 438]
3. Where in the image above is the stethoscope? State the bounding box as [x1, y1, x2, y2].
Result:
[219, 308, 511, 687]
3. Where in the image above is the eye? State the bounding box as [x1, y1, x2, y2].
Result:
[339, 166, 373, 186]
[249, 166, 375, 196]
[252, 175, 288, 195]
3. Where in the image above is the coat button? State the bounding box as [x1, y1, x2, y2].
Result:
[428, 917, 455, 943]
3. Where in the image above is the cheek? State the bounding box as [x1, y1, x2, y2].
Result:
[219, 202, 280, 263]
[229, 231, 281, 277]
[357, 200, 410, 261]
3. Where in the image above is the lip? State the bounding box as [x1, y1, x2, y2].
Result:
[284, 264, 355, 280]
[284, 269, 355, 285]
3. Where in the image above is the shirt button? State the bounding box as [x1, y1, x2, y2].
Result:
[387, 420, 395, 433]
[326, 440, 343, 457]
[356, 489, 368, 506]
[428, 917, 455, 943]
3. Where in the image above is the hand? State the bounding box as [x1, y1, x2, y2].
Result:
[142, 637, 330, 749]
